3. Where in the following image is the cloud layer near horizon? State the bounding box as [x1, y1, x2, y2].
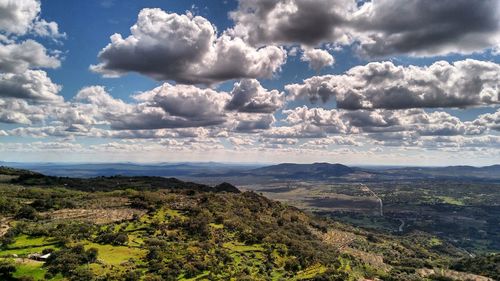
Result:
[286, 59, 500, 109]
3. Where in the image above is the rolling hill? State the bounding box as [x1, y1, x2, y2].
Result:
[0, 167, 496, 280]
[2, 162, 500, 184]
[247, 162, 357, 179]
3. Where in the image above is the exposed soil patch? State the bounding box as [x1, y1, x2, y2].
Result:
[44, 208, 146, 224]
[418, 268, 493, 281]
[0, 217, 11, 237]
[310, 227, 356, 250]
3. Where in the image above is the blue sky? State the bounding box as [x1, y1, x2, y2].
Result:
[40, 0, 358, 102]
[0, 0, 499, 165]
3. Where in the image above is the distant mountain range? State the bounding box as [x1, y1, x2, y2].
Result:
[0, 162, 260, 178]
[1, 161, 499, 182]
[242, 162, 356, 179]
[381, 165, 500, 180]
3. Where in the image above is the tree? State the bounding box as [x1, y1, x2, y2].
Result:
[0, 260, 15, 279]
[15, 205, 37, 220]
[121, 270, 142, 281]
[68, 267, 94, 281]
[95, 231, 128, 246]
[44, 245, 99, 278]
[0, 197, 18, 215]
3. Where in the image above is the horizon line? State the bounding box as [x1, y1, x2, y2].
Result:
[1, 161, 498, 168]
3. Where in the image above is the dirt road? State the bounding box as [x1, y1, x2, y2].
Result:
[359, 184, 383, 216]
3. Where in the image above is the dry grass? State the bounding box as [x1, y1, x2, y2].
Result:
[417, 268, 494, 281]
[44, 208, 146, 224]
[84, 196, 130, 209]
[310, 228, 356, 250]
[311, 227, 391, 272]
[0, 217, 11, 237]
[344, 247, 389, 272]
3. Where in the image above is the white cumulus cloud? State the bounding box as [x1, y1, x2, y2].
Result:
[91, 8, 286, 84]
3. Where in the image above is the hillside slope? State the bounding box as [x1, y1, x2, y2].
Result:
[0, 168, 495, 281]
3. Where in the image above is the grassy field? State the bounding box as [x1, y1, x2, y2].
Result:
[12, 260, 47, 280]
[83, 242, 146, 265]
[1, 235, 60, 257]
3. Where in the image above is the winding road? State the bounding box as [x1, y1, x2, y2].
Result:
[398, 219, 405, 232]
[359, 184, 383, 216]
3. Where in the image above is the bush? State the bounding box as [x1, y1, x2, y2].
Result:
[0, 260, 15, 279]
[44, 245, 99, 277]
[44, 272, 54, 280]
[0, 197, 18, 215]
[15, 205, 37, 220]
[68, 267, 94, 281]
[30, 198, 54, 211]
[95, 231, 128, 245]
[121, 270, 142, 281]
[53, 221, 95, 244]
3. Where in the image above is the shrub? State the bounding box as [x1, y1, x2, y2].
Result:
[15, 205, 37, 220]
[68, 267, 94, 281]
[44, 245, 99, 277]
[0, 260, 15, 279]
[95, 231, 128, 246]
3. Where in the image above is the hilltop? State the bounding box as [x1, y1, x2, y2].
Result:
[9, 171, 240, 193]
[247, 163, 356, 179]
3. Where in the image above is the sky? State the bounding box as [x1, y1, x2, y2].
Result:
[0, 0, 499, 166]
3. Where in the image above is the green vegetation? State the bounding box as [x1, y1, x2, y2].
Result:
[451, 253, 499, 280]
[0, 167, 496, 280]
[259, 180, 500, 254]
[12, 261, 46, 280]
[434, 196, 464, 206]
